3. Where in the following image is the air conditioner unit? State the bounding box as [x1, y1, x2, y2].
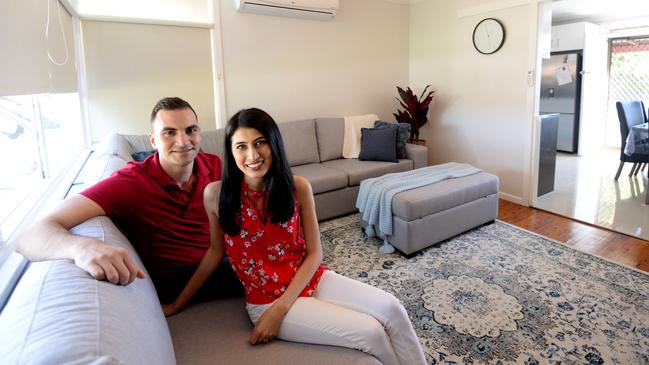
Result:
[235, 0, 338, 21]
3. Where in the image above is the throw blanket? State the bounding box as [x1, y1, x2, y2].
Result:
[356, 163, 482, 238]
[342, 114, 378, 158]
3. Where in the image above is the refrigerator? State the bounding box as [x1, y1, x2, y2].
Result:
[539, 51, 583, 153]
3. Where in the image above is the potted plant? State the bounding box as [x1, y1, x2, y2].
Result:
[393, 85, 435, 144]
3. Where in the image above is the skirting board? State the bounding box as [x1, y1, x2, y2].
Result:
[499, 191, 526, 206]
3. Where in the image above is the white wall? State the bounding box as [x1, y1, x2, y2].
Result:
[218, 0, 410, 122]
[578, 22, 609, 155]
[410, 0, 540, 203]
[82, 21, 215, 141]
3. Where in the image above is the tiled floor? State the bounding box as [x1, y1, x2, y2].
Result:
[534, 148, 649, 241]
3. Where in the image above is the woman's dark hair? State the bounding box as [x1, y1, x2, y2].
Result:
[219, 108, 295, 235]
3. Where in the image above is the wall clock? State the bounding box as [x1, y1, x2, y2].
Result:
[472, 18, 505, 55]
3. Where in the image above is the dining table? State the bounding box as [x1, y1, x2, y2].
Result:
[624, 122, 649, 204]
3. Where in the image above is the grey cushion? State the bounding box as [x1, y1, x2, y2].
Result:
[121, 134, 153, 155]
[392, 172, 500, 220]
[322, 159, 413, 186]
[199, 129, 225, 157]
[0, 217, 175, 365]
[291, 163, 348, 194]
[278, 119, 320, 166]
[359, 128, 398, 163]
[315, 118, 344, 162]
[374, 121, 410, 159]
[167, 298, 380, 365]
[94, 133, 135, 161]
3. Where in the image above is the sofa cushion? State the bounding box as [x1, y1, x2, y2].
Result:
[0, 217, 175, 365]
[374, 121, 410, 159]
[121, 134, 153, 155]
[94, 133, 134, 161]
[315, 118, 344, 162]
[167, 298, 381, 365]
[277, 119, 320, 166]
[359, 127, 398, 163]
[392, 172, 499, 220]
[322, 159, 413, 186]
[291, 163, 348, 194]
[199, 129, 225, 157]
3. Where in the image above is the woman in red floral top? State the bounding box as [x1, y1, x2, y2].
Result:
[166, 108, 426, 365]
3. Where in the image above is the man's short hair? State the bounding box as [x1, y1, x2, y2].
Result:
[150, 97, 198, 123]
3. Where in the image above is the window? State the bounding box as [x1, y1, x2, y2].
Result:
[605, 36, 649, 147]
[0, 93, 83, 243]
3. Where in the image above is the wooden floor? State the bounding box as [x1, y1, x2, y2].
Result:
[498, 199, 649, 273]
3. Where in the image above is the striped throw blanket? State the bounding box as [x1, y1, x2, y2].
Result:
[356, 162, 482, 238]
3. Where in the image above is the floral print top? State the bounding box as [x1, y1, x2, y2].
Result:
[223, 182, 327, 304]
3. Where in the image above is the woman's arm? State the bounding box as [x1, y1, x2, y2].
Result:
[163, 181, 226, 316]
[249, 175, 323, 344]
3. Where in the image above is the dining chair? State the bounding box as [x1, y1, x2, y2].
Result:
[614, 100, 648, 180]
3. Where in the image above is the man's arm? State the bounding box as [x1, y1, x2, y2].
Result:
[162, 181, 225, 316]
[15, 195, 145, 285]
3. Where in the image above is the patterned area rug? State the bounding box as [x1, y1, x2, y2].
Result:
[319, 214, 649, 364]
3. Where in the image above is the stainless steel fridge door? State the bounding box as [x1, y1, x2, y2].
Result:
[557, 112, 577, 152]
[539, 53, 578, 114]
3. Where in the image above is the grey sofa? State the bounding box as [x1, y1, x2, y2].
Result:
[1, 118, 426, 364]
[99, 117, 427, 220]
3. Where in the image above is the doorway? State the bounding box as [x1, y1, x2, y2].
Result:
[532, 20, 649, 241]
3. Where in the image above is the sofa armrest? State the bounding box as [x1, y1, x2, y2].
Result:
[405, 143, 428, 169]
[0, 217, 175, 365]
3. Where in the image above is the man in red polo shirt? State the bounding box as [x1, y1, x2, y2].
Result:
[16, 97, 241, 310]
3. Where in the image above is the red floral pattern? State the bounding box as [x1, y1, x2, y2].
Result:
[223, 183, 327, 304]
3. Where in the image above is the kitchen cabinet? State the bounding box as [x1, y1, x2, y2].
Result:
[551, 23, 586, 52]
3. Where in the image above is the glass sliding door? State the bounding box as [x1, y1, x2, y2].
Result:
[605, 36, 649, 147]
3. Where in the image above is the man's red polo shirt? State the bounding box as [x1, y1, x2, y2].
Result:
[81, 152, 222, 288]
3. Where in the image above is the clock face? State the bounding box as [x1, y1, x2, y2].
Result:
[473, 18, 505, 55]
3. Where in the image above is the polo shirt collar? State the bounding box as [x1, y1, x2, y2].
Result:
[145, 152, 210, 188]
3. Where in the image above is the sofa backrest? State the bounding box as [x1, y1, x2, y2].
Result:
[315, 118, 344, 162]
[119, 119, 323, 168]
[121, 134, 151, 155]
[198, 129, 226, 158]
[276, 119, 320, 166]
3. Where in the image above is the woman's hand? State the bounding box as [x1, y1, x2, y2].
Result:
[162, 301, 182, 317]
[249, 302, 288, 344]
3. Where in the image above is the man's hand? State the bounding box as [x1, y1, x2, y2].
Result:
[249, 302, 288, 345]
[72, 238, 145, 285]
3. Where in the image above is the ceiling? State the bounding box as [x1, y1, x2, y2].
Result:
[552, 0, 649, 25]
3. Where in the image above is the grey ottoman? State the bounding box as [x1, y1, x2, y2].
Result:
[365, 172, 499, 255]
